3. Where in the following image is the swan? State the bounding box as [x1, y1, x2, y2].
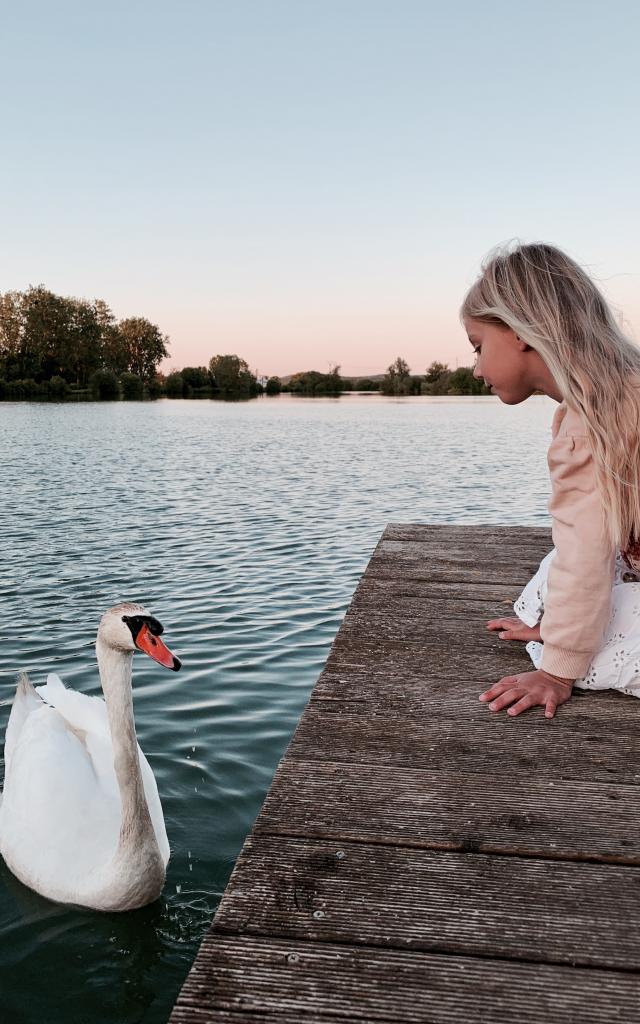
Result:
[0, 602, 181, 912]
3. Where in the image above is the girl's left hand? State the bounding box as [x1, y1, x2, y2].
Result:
[479, 669, 575, 719]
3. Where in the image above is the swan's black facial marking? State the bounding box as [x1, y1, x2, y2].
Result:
[122, 614, 164, 642]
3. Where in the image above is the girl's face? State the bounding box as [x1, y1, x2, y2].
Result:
[463, 316, 559, 404]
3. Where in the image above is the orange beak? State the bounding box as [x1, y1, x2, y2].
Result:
[135, 623, 182, 671]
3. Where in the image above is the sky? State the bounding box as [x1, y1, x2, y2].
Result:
[1, 0, 639, 378]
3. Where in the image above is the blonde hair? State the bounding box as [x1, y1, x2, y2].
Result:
[460, 240, 640, 550]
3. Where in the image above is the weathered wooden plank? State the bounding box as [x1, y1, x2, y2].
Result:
[254, 761, 640, 864]
[171, 935, 640, 1024]
[365, 566, 537, 586]
[375, 534, 548, 556]
[350, 575, 524, 605]
[171, 1009, 338, 1024]
[336, 610, 534, 648]
[382, 523, 552, 545]
[364, 534, 548, 585]
[347, 588, 521, 621]
[365, 555, 542, 587]
[324, 632, 534, 677]
[375, 538, 550, 561]
[285, 704, 640, 783]
[213, 836, 640, 970]
[311, 670, 634, 722]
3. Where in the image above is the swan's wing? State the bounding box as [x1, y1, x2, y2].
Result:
[0, 705, 121, 896]
[4, 674, 43, 777]
[35, 673, 110, 738]
[35, 673, 169, 865]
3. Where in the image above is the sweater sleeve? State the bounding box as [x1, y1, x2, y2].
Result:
[540, 432, 616, 679]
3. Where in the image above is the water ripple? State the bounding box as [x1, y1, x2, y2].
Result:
[0, 394, 554, 1023]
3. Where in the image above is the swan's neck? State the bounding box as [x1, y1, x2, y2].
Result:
[96, 639, 155, 848]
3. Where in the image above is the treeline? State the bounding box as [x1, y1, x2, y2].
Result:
[164, 355, 262, 399]
[377, 357, 491, 396]
[0, 286, 169, 401]
[0, 286, 490, 401]
[261, 359, 491, 397]
[0, 287, 266, 402]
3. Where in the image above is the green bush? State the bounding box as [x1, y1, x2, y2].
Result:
[287, 369, 343, 395]
[90, 368, 120, 400]
[4, 378, 48, 399]
[120, 372, 143, 399]
[181, 366, 210, 389]
[48, 375, 70, 400]
[165, 371, 185, 398]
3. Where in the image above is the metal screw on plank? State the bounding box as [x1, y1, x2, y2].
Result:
[335, 850, 345, 859]
[313, 910, 325, 919]
[287, 954, 299, 963]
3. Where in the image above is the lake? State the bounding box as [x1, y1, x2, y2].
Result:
[0, 393, 555, 1023]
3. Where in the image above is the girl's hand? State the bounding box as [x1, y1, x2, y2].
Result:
[487, 616, 542, 642]
[479, 669, 574, 719]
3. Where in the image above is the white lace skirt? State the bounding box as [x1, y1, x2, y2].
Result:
[514, 549, 640, 696]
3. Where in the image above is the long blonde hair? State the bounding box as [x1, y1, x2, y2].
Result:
[460, 241, 640, 550]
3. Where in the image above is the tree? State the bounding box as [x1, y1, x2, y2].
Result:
[165, 371, 185, 397]
[381, 357, 412, 396]
[265, 376, 282, 395]
[148, 375, 164, 399]
[354, 378, 380, 391]
[422, 361, 452, 395]
[287, 370, 343, 395]
[181, 366, 210, 391]
[425, 360, 450, 385]
[68, 298, 110, 386]
[0, 290, 25, 381]
[113, 317, 169, 382]
[120, 372, 144, 399]
[447, 366, 491, 395]
[209, 354, 258, 398]
[49, 375, 70, 400]
[102, 323, 130, 377]
[90, 368, 119, 400]
[327, 364, 343, 392]
[21, 286, 75, 381]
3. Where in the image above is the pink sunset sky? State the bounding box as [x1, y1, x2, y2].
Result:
[2, 2, 639, 380]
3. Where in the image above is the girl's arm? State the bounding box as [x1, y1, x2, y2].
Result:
[540, 422, 616, 679]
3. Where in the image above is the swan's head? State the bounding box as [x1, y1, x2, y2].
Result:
[98, 603, 182, 671]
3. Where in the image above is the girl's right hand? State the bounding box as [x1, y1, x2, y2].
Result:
[487, 616, 542, 642]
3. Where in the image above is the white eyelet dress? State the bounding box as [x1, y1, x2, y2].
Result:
[514, 548, 640, 696]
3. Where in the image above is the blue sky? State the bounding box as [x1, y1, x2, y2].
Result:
[1, 0, 639, 376]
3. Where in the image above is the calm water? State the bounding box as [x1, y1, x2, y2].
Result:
[0, 394, 555, 1023]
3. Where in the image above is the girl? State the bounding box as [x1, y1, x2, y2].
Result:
[461, 241, 640, 719]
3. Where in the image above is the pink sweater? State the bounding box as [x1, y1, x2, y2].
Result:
[540, 401, 616, 678]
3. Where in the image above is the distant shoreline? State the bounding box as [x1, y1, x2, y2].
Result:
[0, 391, 506, 406]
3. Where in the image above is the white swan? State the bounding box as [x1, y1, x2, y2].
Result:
[0, 602, 182, 912]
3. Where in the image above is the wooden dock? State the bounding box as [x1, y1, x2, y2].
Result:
[170, 524, 640, 1023]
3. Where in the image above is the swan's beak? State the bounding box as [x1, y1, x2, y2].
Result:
[135, 623, 182, 671]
